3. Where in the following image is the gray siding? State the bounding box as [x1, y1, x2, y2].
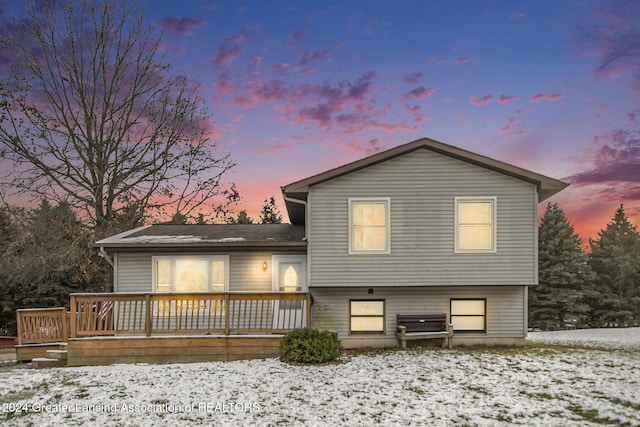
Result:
[308, 148, 537, 287]
[311, 285, 526, 340]
[114, 252, 297, 292]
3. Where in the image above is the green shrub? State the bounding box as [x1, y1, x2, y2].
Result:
[280, 327, 341, 364]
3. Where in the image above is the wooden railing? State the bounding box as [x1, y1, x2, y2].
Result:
[16, 307, 69, 345]
[69, 292, 311, 338]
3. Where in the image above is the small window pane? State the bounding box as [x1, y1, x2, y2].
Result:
[353, 203, 386, 226]
[351, 317, 384, 332]
[351, 200, 389, 253]
[156, 260, 171, 292]
[451, 300, 486, 315]
[451, 316, 485, 331]
[456, 198, 495, 252]
[351, 301, 384, 316]
[353, 226, 387, 250]
[175, 259, 207, 292]
[459, 202, 492, 224]
[458, 225, 493, 250]
[211, 260, 225, 290]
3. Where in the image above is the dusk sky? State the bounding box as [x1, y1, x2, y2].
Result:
[4, 0, 640, 241]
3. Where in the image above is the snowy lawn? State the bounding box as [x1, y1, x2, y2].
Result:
[0, 328, 639, 426]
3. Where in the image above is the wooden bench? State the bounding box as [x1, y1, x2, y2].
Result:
[396, 314, 454, 349]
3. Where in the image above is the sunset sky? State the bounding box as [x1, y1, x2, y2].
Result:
[3, 0, 640, 241]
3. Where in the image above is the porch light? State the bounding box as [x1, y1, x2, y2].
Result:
[262, 261, 268, 272]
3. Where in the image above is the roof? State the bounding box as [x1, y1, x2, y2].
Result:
[282, 137, 568, 224]
[95, 224, 307, 252]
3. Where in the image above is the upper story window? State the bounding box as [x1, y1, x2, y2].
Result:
[349, 198, 390, 254]
[153, 255, 229, 293]
[455, 197, 496, 253]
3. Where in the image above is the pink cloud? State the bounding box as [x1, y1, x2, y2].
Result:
[214, 74, 232, 93]
[160, 16, 204, 36]
[402, 85, 437, 100]
[581, 3, 640, 86]
[456, 57, 470, 65]
[403, 104, 428, 124]
[288, 23, 307, 47]
[346, 139, 387, 155]
[403, 72, 423, 85]
[470, 95, 493, 106]
[499, 117, 525, 138]
[211, 26, 257, 70]
[509, 12, 526, 21]
[454, 113, 468, 122]
[530, 93, 563, 103]
[272, 63, 289, 72]
[297, 44, 342, 67]
[498, 95, 515, 105]
[259, 143, 298, 155]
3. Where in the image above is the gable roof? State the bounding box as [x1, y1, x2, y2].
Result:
[281, 137, 568, 224]
[95, 224, 306, 252]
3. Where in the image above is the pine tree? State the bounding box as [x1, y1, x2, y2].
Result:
[529, 203, 593, 330]
[588, 205, 640, 327]
[227, 210, 254, 224]
[259, 196, 283, 224]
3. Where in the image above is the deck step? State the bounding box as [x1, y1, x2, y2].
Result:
[32, 357, 66, 368]
[46, 349, 68, 360]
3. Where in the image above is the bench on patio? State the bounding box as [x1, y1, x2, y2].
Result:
[396, 314, 454, 349]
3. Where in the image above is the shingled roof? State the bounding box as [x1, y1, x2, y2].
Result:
[95, 224, 306, 252]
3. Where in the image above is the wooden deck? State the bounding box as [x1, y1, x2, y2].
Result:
[67, 335, 283, 366]
[17, 292, 311, 365]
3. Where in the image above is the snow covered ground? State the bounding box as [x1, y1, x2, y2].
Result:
[1, 328, 639, 426]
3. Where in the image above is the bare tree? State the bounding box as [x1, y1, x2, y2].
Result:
[0, 0, 237, 232]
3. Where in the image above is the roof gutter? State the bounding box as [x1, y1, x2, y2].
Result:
[283, 195, 308, 241]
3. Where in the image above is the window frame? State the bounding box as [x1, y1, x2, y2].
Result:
[349, 299, 386, 334]
[450, 298, 487, 333]
[348, 197, 391, 255]
[454, 196, 497, 253]
[151, 255, 230, 293]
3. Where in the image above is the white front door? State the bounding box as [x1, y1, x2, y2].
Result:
[272, 255, 307, 329]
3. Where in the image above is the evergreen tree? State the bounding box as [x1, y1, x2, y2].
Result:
[227, 210, 254, 224]
[529, 203, 593, 330]
[588, 205, 640, 327]
[259, 196, 283, 224]
[0, 201, 110, 335]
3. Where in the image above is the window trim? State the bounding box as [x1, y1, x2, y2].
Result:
[454, 196, 497, 253]
[151, 255, 230, 293]
[348, 197, 391, 255]
[450, 298, 487, 333]
[349, 299, 386, 334]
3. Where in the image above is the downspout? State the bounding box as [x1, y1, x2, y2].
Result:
[283, 195, 312, 326]
[98, 246, 114, 268]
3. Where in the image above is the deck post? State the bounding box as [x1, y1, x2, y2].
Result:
[306, 293, 312, 328]
[16, 310, 23, 346]
[145, 294, 152, 337]
[69, 295, 77, 339]
[224, 293, 230, 335]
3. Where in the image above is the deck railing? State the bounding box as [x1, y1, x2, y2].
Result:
[16, 307, 69, 345]
[69, 292, 311, 338]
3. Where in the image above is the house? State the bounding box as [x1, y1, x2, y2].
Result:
[95, 137, 567, 350]
[16, 137, 567, 366]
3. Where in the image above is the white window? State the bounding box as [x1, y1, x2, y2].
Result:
[450, 299, 486, 332]
[350, 300, 385, 333]
[349, 198, 390, 254]
[152, 256, 229, 293]
[455, 197, 496, 253]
